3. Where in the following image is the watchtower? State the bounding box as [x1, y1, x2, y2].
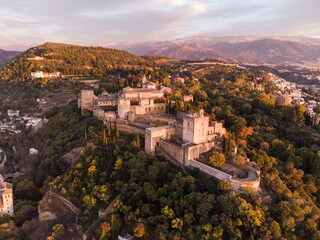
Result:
[182, 109, 209, 144]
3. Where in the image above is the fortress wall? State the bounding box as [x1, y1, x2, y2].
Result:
[116, 124, 145, 135]
[186, 142, 216, 163]
[159, 139, 185, 165]
[229, 177, 260, 191]
[189, 160, 260, 191]
[189, 160, 231, 181]
[134, 103, 166, 115]
[175, 124, 183, 139]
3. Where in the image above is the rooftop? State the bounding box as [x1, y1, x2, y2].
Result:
[146, 125, 174, 132]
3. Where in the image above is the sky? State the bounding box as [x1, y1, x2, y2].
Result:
[0, 0, 319, 50]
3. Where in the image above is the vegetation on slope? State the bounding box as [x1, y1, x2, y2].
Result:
[0, 42, 149, 83]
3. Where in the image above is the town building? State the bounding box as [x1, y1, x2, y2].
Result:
[79, 79, 100, 89]
[0, 182, 14, 217]
[250, 83, 265, 92]
[118, 233, 134, 240]
[183, 95, 194, 102]
[7, 110, 20, 118]
[269, 92, 291, 105]
[31, 71, 60, 79]
[23, 117, 44, 132]
[29, 148, 39, 155]
[117, 87, 165, 120]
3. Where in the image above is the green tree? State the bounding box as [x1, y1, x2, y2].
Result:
[205, 150, 225, 168]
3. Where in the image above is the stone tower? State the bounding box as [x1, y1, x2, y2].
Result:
[117, 98, 131, 119]
[80, 90, 95, 111]
[182, 109, 209, 144]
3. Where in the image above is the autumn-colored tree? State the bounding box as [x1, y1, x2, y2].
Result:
[171, 218, 183, 231]
[114, 158, 122, 170]
[237, 126, 253, 138]
[100, 222, 111, 240]
[51, 224, 65, 239]
[134, 222, 145, 238]
[218, 180, 231, 192]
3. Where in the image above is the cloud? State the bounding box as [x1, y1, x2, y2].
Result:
[0, 0, 319, 47]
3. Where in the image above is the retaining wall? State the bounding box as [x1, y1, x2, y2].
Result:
[189, 160, 260, 191]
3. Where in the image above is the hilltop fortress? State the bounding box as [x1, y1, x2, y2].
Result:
[78, 81, 260, 192]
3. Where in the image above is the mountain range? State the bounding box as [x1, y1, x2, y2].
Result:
[1, 36, 320, 67]
[96, 36, 320, 66]
[0, 49, 21, 66]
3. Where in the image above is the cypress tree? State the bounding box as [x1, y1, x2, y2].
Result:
[116, 129, 120, 138]
[108, 124, 111, 137]
[137, 133, 140, 149]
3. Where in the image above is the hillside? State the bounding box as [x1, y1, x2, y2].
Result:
[0, 49, 21, 66]
[0, 42, 149, 82]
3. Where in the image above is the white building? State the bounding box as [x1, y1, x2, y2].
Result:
[24, 117, 44, 131]
[7, 110, 20, 118]
[29, 148, 39, 155]
[31, 71, 60, 79]
[31, 71, 44, 79]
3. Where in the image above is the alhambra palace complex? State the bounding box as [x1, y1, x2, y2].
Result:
[78, 77, 260, 192]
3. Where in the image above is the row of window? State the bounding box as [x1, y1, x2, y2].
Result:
[145, 106, 164, 112]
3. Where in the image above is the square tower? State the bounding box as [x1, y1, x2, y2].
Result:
[80, 90, 95, 111]
[182, 109, 209, 144]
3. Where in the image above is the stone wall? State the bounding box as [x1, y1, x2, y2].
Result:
[117, 98, 131, 119]
[159, 139, 185, 165]
[189, 160, 231, 180]
[131, 103, 166, 115]
[117, 124, 145, 135]
[189, 160, 260, 192]
[145, 126, 176, 154]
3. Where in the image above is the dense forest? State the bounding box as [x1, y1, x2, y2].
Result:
[1, 46, 320, 239]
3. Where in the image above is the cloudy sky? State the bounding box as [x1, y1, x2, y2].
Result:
[0, 0, 319, 49]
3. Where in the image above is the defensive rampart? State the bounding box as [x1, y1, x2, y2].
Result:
[189, 160, 260, 191]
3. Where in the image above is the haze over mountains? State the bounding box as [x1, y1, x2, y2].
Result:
[1, 36, 320, 67]
[96, 36, 320, 66]
[0, 49, 21, 66]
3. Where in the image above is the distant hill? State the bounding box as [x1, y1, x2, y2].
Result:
[124, 41, 226, 61]
[0, 49, 21, 66]
[97, 36, 320, 65]
[212, 39, 320, 64]
[0, 42, 150, 82]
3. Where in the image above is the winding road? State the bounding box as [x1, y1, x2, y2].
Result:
[0, 148, 7, 168]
